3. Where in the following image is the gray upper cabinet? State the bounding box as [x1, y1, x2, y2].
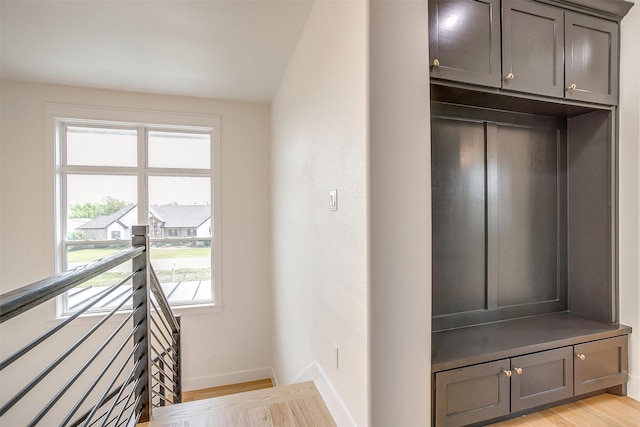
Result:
[429, 0, 623, 105]
[429, 0, 501, 88]
[502, 0, 564, 98]
[565, 12, 619, 105]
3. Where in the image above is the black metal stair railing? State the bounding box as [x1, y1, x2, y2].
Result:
[0, 225, 181, 426]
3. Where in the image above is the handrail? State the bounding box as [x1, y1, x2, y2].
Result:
[0, 246, 144, 323]
[0, 225, 181, 425]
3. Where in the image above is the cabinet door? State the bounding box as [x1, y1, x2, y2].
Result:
[429, 0, 501, 88]
[502, 0, 564, 98]
[435, 359, 510, 427]
[575, 336, 628, 395]
[511, 347, 573, 412]
[565, 12, 619, 105]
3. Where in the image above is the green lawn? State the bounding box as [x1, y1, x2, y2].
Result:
[67, 246, 210, 263]
[150, 247, 210, 259]
[67, 248, 122, 263]
[78, 268, 210, 288]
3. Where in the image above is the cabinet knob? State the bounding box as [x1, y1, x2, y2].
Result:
[514, 367, 523, 375]
[576, 354, 586, 361]
[432, 58, 440, 67]
[505, 72, 515, 81]
[568, 83, 577, 91]
[502, 369, 512, 378]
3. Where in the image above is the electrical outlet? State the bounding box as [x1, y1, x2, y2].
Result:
[332, 343, 339, 369]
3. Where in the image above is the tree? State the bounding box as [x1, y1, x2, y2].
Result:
[67, 229, 88, 241]
[68, 197, 129, 219]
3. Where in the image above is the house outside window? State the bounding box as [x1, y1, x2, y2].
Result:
[49, 105, 222, 316]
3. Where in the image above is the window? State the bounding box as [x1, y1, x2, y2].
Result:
[50, 107, 221, 316]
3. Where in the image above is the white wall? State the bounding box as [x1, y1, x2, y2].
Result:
[0, 79, 3, 285]
[619, 0, 640, 400]
[370, 1, 432, 425]
[270, 1, 368, 425]
[0, 81, 273, 423]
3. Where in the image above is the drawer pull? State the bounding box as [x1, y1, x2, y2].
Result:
[567, 83, 577, 91]
[505, 72, 515, 81]
[514, 367, 523, 375]
[502, 369, 512, 378]
[576, 353, 586, 361]
[432, 58, 440, 67]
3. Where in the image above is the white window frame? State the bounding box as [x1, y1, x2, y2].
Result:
[45, 104, 223, 318]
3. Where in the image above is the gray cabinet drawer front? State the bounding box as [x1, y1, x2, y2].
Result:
[575, 336, 628, 395]
[511, 347, 573, 412]
[435, 359, 510, 427]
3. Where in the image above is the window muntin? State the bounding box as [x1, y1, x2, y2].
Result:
[58, 124, 215, 316]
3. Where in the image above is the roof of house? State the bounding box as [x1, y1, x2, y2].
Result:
[77, 204, 136, 230]
[150, 205, 210, 228]
[76, 204, 210, 230]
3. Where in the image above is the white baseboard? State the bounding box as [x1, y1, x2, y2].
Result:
[628, 372, 640, 401]
[295, 362, 356, 427]
[183, 367, 274, 391]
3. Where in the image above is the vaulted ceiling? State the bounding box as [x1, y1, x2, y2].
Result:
[0, 0, 314, 103]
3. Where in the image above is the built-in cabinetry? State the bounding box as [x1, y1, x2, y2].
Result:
[434, 327, 629, 426]
[429, 0, 623, 104]
[429, 0, 633, 425]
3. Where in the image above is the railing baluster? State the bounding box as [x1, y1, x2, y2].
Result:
[61, 328, 142, 427]
[173, 315, 182, 403]
[149, 298, 178, 347]
[0, 225, 181, 425]
[131, 225, 152, 423]
[0, 287, 137, 417]
[158, 358, 166, 407]
[0, 273, 136, 371]
[28, 310, 136, 425]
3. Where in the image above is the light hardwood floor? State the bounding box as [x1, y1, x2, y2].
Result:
[489, 394, 640, 426]
[182, 379, 275, 402]
[143, 383, 640, 426]
[145, 381, 336, 427]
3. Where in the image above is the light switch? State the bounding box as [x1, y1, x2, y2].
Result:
[329, 190, 338, 211]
